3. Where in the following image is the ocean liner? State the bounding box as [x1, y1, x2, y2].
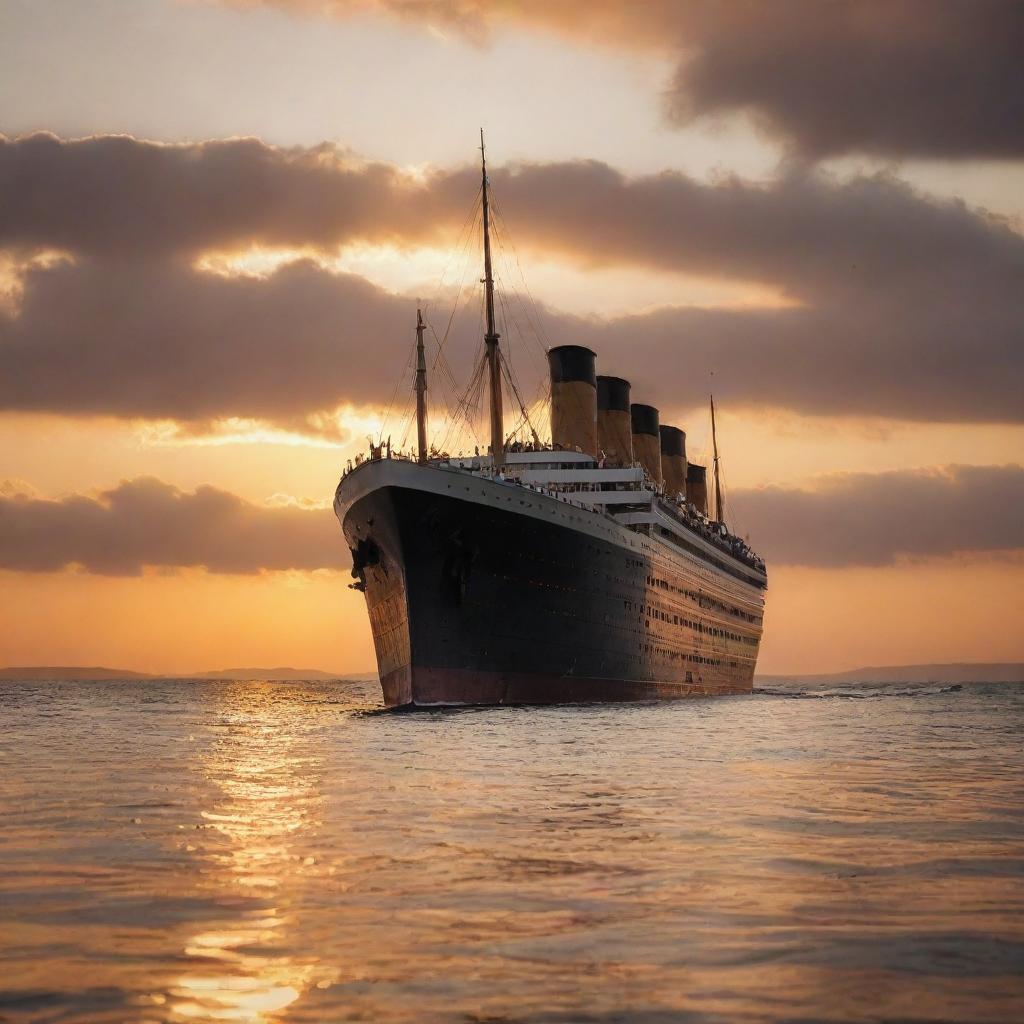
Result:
[334, 135, 767, 707]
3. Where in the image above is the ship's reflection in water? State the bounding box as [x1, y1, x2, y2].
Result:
[167, 683, 331, 1022]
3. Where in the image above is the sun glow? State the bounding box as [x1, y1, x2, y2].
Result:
[133, 406, 388, 451]
[0, 249, 76, 314]
[192, 242, 459, 299]
[193, 242, 797, 318]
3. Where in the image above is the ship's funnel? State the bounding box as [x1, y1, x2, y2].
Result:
[659, 425, 687, 499]
[596, 376, 633, 467]
[548, 345, 597, 454]
[687, 463, 708, 516]
[630, 403, 662, 486]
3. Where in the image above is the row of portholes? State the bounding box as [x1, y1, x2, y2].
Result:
[627, 595, 759, 647]
[645, 571, 762, 626]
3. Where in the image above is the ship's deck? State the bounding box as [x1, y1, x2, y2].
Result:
[337, 449, 766, 588]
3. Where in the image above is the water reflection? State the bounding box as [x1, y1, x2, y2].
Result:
[167, 684, 330, 1022]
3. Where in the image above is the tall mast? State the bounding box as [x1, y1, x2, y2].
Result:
[480, 129, 504, 469]
[414, 308, 428, 463]
[711, 393, 724, 524]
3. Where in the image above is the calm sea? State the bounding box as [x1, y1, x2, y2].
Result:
[1, 678, 1022, 1024]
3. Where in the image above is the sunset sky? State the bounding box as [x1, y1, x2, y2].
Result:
[1, 0, 1022, 674]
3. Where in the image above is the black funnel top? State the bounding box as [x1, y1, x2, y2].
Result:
[597, 376, 630, 412]
[687, 463, 706, 483]
[659, 425, 686, 457]
[548, 345, 597, 386]
[630, 403, 660, 438]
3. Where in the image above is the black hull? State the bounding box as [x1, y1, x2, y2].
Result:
[340, 466, 764, 708]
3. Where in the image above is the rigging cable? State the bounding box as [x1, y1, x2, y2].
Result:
[498, 348, 541, 445]
[490, 191, 596, 447]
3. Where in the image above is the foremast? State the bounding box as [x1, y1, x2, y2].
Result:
[414, 308, 428, 463]
[480, 129, 504, 470]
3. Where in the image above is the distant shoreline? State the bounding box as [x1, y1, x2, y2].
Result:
[756, 662, 1024, 686]
[1, 662, 1021, 685]
[0, 666, 375, 682]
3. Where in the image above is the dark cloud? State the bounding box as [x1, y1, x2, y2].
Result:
[2, 465, 1019, 575]
[733, 464, 1024, 567]
[490, 161, 1024, 306]
[2, 133, 1022, 424]
[0, 477, 339, 575]
[661, 1, 1024, 161]
[236, 0, 1024, 160]
[585, 300, 1023, 424]
[0, 256, 414, 423]
[6, 134, 1022, 300]
[0, 132, 447, 257]
[1, 251, 1020, 427]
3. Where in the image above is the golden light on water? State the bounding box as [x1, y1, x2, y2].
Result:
[173, 971, 301, 1022]
[165, 685, 333, 1021]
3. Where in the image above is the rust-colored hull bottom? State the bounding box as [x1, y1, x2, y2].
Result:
[380, 665, 749, 709]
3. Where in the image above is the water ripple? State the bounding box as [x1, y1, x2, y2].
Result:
[0, 679, 1022, 1022]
